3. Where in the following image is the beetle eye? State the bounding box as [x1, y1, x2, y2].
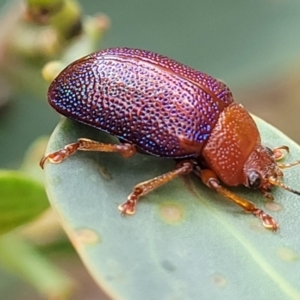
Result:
[248, 171, 261, 188]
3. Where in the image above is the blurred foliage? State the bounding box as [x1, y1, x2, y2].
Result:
[0, 0, 110, 299]
[0, 170, 49, 235]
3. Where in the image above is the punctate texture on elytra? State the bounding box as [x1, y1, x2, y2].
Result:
[48, 48, 233, 158]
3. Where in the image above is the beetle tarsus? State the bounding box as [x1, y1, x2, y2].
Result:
[118, 161, 194, 215]
[273, 145, 289, 161]
[198, 169, 279, 231]
[252, 208, 278, 231]
[119, 197, 139, 215]
[40, 142, 79, 168]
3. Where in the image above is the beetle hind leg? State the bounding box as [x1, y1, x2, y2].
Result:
[197, 169, 278, 231]
[119, 160, 193, 215]
[40, 138, 136, 168]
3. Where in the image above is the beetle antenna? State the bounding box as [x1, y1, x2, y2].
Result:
[268, 177, 300, 196]
[277, 160, 300, 169]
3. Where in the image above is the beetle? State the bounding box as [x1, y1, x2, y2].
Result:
[40, 47, 300, 230]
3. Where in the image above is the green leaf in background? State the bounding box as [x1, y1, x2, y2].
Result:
[21, 136, 49, 183]
[0, 171, 49, 235]
[44, 118, 300, 300]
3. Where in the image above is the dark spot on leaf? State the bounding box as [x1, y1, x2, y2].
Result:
[97, 165, 112, 180]
[211, 273, 227, 288]
[161, 260, 177, 272]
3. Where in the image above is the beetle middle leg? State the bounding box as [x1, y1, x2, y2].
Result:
[40, 138, 136, 168]
[197, 169, 278, 231]
[119, 160, 193, 215]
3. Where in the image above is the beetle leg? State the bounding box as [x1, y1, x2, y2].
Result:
[277, 159, 300, 169]
[119, 160, 194, 215]
[273, 146, 300, 169]
[40, 138, 136, 168]
[273, 145, 289, 161]
[198, 169, 278, 231]
[261, 190, 274, 201]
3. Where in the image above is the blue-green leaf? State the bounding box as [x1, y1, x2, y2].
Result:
[44, 118, 300, 300]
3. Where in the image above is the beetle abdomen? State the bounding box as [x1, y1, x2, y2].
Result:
[48, 48, 234, 157]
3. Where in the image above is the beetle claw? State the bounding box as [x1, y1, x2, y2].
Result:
[118, 200, 136, 215]
[40, 142, 80, 168]
[252, 209, 279, 231]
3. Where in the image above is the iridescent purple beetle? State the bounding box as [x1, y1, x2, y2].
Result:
[41, 47, 300, 230]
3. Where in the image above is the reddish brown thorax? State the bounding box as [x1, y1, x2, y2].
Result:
[202, 103, 260, 185]
[202, 103, 281, 191]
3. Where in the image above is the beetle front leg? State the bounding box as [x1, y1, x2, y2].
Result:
[198, 169, 278, 231]
[272, 145, 289, 161]
[40, 138, 136, 168]
[119, 160, 193, 215]
[272, 145, 300, 169]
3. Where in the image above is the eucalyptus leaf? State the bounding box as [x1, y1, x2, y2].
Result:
[44, 118, 300, 300]
[0, 171, 49, 235]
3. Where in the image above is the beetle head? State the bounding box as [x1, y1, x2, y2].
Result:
[243, 145, 300, 196]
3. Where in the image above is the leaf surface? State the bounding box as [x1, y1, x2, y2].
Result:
[44, 117, 300, 300]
